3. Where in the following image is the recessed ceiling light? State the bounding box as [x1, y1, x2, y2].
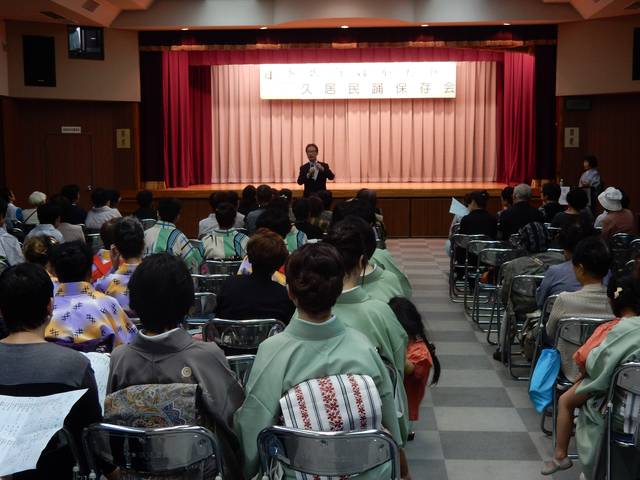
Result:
[503, 22, 511, 26]
[260, 26, 268, 30]
[181, 27, 189, 31]
[340, 25, 349, 29]
[420, 24, 429, 27]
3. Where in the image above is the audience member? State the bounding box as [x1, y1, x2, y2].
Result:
[25, 201, 63, 243]
[0, 186, 23, 229]
[85, 187, 121, 230]
[324, 219, 410, 441]
[91, 218, 118, 282]
[308, 194, 330, 233]
[133, 189, 157, 221]
[258, 199, 307, 252]
[459, 190, 497, 238]
[279, 188, 295, 221]
[234, 243, 404, 479]
[53, 195, 86, 243]
[539, 183, 565, 222]
[60, 184, 87, 225]
[201, 202, 249, 260]
[542, 274, 640, 476]
[199, 191, 245, 237]
[95, 217, 144, 315]
[498, 183, 544, 239]
[598, 186, 637, 239]
[0, 263, 111, 479]
[545, 236, 613, 380]
[238, 185, 257, 215]
[22, 191, 46, 225]
[108, 253, 244, 474]
[357, 188, 385, 225]
[244, 184, 272, 234]
[144, 197, 203, 273]
[0, 198, 25, 267]
[551, 188, 593, 230]
[316, 189, 334, 225]
[536, 223, 593, 308]
[496, 186, 514, 224]
[216, 229, 294, 323]
[291, 197, 324, 240]
[106, 189, 122, 215]
[22, 235, 57, 273]
[390, 297, 440, 424]
[47, 241, 136, 352]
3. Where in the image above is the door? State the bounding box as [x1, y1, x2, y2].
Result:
[45, 134, 94, 208]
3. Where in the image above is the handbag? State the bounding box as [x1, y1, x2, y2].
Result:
[529, 348, 561, 413]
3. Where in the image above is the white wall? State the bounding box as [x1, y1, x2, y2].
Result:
[0, 20, 9, 97]
[6, 21, 140, 101]
[557, 15, 640, 96]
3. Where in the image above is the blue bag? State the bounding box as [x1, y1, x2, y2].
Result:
[528, 348, 561, 413]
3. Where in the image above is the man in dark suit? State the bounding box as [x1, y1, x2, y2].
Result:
[498, 183, 544, 240]
[297, 143, 335, 197]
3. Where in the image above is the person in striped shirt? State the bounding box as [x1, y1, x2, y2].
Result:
[201, 202, 249, 260]
[144, 197, 203, 273]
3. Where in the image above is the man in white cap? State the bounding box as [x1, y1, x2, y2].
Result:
[597, 187, 636, 239]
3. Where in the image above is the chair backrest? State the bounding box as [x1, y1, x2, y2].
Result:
[226, 354, 256, 387]
[547, 226, 561, 239]
[83, 423, 222, 480]
[191, 273, 229, 295]
[510, 274, 545, 299]
[606, 361, 640, 445]
[631, 239, 640, 258]
[258, 426, 400, 480]
[450, 223, 461, 237]
[609, 233, 635, 251]
[85, 233, 103, 255]
[541, 294, 558, 326]
[466, 240, 504, 258]
[141, 218, 157, 230]
[201, 259, 243, 276]
[202, 318, 284, 352]
[451, 234, 489, 250]
[555, 317, 611, 347]
[478, 248, 519, 268]
[185, 292, 217, 325]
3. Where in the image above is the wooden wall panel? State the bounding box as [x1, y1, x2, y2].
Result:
[557, 93, 640, 216]
[1, 98, 139, 207]
[378, 199, 411, 237]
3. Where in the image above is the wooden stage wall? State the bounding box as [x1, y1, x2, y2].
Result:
[120, 182, 507, 239]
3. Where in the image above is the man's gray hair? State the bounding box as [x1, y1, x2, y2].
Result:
[513, 183, 532, 202]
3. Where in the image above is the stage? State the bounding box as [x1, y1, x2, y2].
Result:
[121, 182, 508, 238]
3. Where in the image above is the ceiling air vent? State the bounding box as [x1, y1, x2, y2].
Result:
[625, 1, 640, 9]
[40, 11, 67, 21]
[82, 0, 100, 12]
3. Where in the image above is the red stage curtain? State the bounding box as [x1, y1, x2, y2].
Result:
[189, 66, 213, 186]
[501, 52, 536, 184]
[209, 62, 497, 184]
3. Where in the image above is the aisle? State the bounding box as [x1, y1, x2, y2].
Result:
[385, 239, 580, 480]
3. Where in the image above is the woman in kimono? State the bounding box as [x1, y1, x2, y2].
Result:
[578, 155, 602, 191]
[234, 243, 408, 479]
[541, 274, 640, 477]
[324, 216, 411, 443]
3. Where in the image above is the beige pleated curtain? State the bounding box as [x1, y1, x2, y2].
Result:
[210, 62, 497, 183]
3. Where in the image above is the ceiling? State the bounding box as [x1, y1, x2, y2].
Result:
[0, 0, 638, 29]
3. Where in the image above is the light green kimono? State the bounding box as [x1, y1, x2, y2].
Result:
[371, 248, 412, 298]
[363, 264, 406, 303]
[332, 287, 410, 444]
[575, 316, 640, 479]
[234, 316, 401, 479]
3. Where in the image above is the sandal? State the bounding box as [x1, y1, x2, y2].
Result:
[541, 457, 573, 475]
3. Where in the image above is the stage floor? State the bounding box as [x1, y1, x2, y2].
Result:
[146, 181, 508, 198]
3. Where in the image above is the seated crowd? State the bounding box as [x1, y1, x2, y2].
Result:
[1, 170, 639, 479]
[0, 182, 430, 480]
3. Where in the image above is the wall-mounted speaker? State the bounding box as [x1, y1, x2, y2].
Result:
[23, 35, 56, 87]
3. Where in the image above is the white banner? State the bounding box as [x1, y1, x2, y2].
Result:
[260, 62, 457, 100]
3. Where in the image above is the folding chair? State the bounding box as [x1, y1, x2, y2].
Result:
[449, 234, 489, 302]
[470, 246, 519, 329]
[85, 233, 103, 255]
[603, 361, 640, 480]
[550, 317, 611, 455]
[192, 273, 230, 296]
[184, 292, 217, 331]
[504, 274, 544, 380]
[631, 238, 640, 259]
[226, 354, 256, 387]
[258, 426, 400, 480]
[609, 233, 636, 275]
[464, 240, 505, 314]
[202, 318, 285, 355]
[201, 259, 243, 276]
[529, 294, 559, 379]
[83, 423, 224, 480]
